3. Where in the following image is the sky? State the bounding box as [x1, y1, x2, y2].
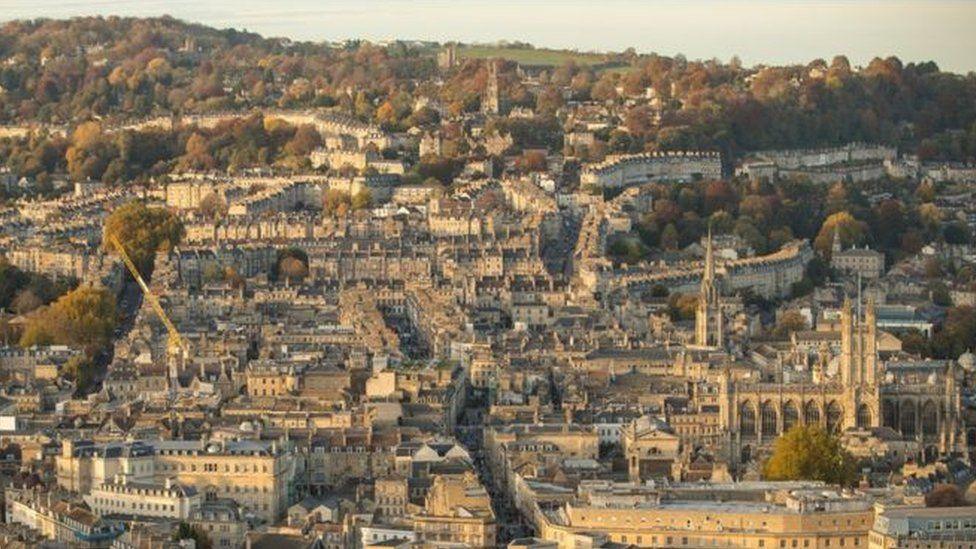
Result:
[1, 0, 975, 73]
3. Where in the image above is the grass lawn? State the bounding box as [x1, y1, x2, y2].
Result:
[458, 45, 608, 67]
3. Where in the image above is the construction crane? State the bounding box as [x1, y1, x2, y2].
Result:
[107, 233, 187, 361]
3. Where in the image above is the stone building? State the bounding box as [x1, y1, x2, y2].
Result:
[580, 151, 723, 188]
[412, 471, 496, 548]
[832, 231, 886, 279]
[56, 439, 295, 522]
[83, 477, 201, 520]
[537, 483, 876, 549]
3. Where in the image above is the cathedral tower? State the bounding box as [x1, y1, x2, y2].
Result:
[839, 294, 880, 428]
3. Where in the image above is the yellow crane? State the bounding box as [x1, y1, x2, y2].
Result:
[107, 233, 186, 356]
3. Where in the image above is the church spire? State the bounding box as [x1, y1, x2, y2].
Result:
[704, 225, 715, 284]
[832, 227, 842, 256]
[695, 226, 723, 348]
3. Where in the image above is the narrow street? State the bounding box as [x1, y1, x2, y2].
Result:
[91, 276, 143, 392]
[455, 388, 532, 546]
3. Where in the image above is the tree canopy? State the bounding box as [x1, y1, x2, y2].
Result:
[925, 484, 968, 507]
[0, 260, 76, 313]
[762, 425, 858, 487]
[103, 200, 183, 275]
[20, 284, 117, 354]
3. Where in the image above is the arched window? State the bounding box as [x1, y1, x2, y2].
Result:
[740, 402, 756, 436]
[921, 400, 938, 437]
[826, 401, 843, 433]
[761, 401, 778, 437]
[882, 400, 897, 429]
[856, 404, 872, 429]
[804, 401, 821, 426]
[783, 401, 799, 432]
[900, 401, 917, 437]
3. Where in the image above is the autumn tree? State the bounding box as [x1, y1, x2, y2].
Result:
[351, 189, 372, 210]
[198, 192, 227, 219]
[925, 484, 968, 507]
[274, 248, 309, 282]
[179, 132, 215, 171]
[773, 310, 808, 339]
[814, 211, 868, 257]
[323, 189, 352, 216]
[103, 201, 184, 276]
[278, 256, 308, 282]
[703, 180, 737, 214]
[11, 289, 43, 314]
[762, 425, 858, 487]
[65, 121, 118, 182]
[0, 261, 76, 313]
[20, 285, 117, 354]
[668, 293, 699, 321]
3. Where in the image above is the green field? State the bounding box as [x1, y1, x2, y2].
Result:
[458, 45, 610, 67]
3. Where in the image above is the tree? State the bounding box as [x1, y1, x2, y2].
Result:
[703, 180, 737, 214]
[668, 293, 698, 321]
[814, 211, 867, 257]
[607, 236, 647, 265]
[660, 224, 680, 251]
[63, 355, 95, 394]
[515, 150, 548, 173]
[11, 289, 43, 314]
[103, 201, 184, 276]
[279, 256, 308, 282]
[65, 121, 118, 182]
[283, 124, 323, 158]
[323, 189, 352, 215]
[275, 248, 309, 282]
[180, 132, 214, 171]
[762, 425, 858, 487]
[351, 189, 372, 210]
[173, 522, 212, 549]
[20, 285, 117, 354]
[773, 310, 808, 339]
[198, 192, 227, 219]
[925, 484, 967, 507]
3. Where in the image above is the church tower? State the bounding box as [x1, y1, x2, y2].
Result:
[483, 59, 500, 116]
[695, 230, 723, 348]
[839, 295, 880, 428]
[840, 295, 878, 387]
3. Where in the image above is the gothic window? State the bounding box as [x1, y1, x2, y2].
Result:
[921, 400, 938, 437]
[740, 402, 756, 436]
[900, 401, 917, 437]
[804, 401, 821, 426]
[783, 401, 799, 432]
[856, 404, 872, 429]
[761, 401, 778, 437]
[882, 400, 897, 429]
